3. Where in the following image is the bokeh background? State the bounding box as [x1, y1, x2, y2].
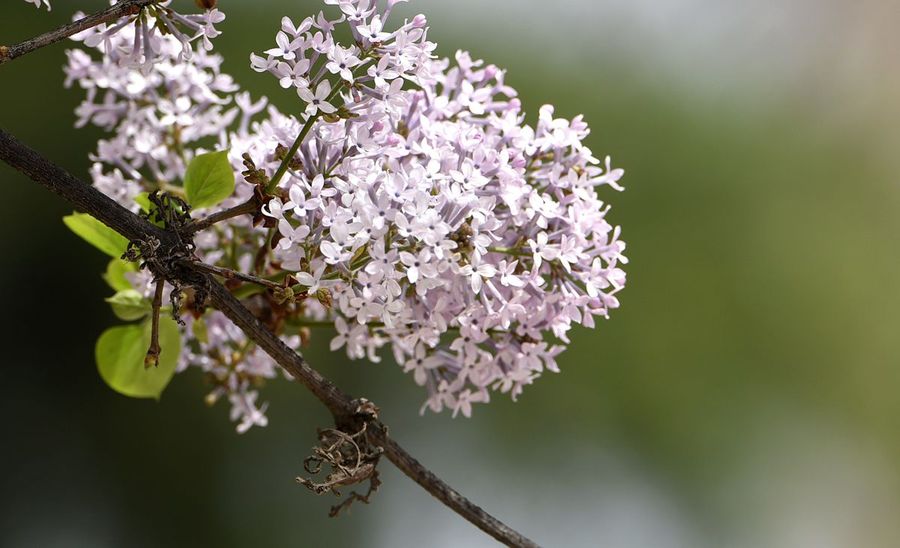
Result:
[3, 1, 900, 546]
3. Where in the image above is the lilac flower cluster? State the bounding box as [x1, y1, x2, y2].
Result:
[65, 0, 627, 427]
[251, 0, 628, 416]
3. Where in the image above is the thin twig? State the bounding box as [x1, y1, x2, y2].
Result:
[145, 278, 165, 368]
[0, 0, 157, 66]
[370, 428, 538, 547]
[266, 114, 319, 194]
[184, 197, 260, 234]
[187, 260, 284, 291]
[0, 127, 540, 547]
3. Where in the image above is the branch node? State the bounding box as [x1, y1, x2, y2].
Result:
[352, 398, 380, 422]
[296, 411, 385, 516]
[124, 191, 209, 321]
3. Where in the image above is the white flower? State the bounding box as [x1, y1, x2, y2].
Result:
[497, 260, 525, 288]
[230, 390, 269, 434]
[528, 232, 560, 270]
[25, 0, 51, 10]
[276, 59, 311, 89]
[320, 239, 351, 264]
[399, 250, 437, 284]
[297, 80, 337, 116]
[452, 389, 488, 419]
[326, 46, 361, 83]
[367, 55, 400, 89]
[281, 16, 312, 37]
[295, 263, 334, 293]
[265, 31, 300, 61]
[403, 345, 442, 386]
[276, 219, 311, 251]
[461, 260, 497, 294]
[357, 15, 393, 43]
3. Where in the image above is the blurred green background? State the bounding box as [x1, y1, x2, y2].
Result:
[3, 1, 900, 546]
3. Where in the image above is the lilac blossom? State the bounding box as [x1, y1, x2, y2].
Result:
[251, 1, 628, 417]
[67, 0, 628, 428]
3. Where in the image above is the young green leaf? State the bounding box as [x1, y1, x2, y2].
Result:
[63, 213, 129, 258]
[184, 150, 235, 209]
[134, 192, 152, 213]
[105, 289, 151, 321]
[96, 317, 181, 400]
[103, 258, 138, 292]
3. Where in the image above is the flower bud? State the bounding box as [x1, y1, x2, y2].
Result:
[316, 288, 333, 309]
[273, 286, 295, 305]
[144, 351, 159, 369]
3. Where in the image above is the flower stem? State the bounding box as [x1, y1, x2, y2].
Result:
[187, 261, 283, 291]
[487, 246, 529, 257]
[265, 113, 320, 194]
[288, 318, 387, 330]
[264, 67, 367, 195]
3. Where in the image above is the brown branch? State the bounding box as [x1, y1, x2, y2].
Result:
[0, 0, 157, 65]
[204, 281, 354, 418]
[371, 428, 538, 546]
[0, 127, 540, 548]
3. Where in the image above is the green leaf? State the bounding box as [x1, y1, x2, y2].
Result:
[63, 213, 129, 258]
[135, 192, 152, 213]
[105, 289, 151, 321]
[96, 317, 181, 400]
[103, 258, 138, 291]
[184, 150, 235, 209]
